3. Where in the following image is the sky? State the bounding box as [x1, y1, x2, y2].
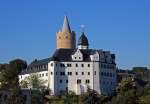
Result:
[0, 0, 150, 69]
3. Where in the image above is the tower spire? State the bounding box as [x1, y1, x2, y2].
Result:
[62, 16, 71, 32]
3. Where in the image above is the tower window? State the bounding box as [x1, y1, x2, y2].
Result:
[76, 72, 78, 75]
[82, 72, 84, 75]
[88, 72, 90, 75]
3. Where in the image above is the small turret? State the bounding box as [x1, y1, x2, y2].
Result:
[78, 32, 89, 49]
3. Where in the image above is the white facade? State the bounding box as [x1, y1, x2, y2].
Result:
[19, 49, 117, 96]
[19, 71, 49, 87]
[48, 49, 117, 96]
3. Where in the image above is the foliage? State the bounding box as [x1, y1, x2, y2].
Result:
[63, 91, 78, 104]
[20, 73, 46, 89]
[0, 59, 27, 104]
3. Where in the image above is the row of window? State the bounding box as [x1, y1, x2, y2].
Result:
[20, 72, 48, 79]
[50, 71, 115, 78]
[58, 36, 68, 39]
[39, 73, 48, 77]
[101, 72, 115, 77]
[51, 63, 115, 69]
[51, 71, 95, 76]
[101, 81, 115, 85]
[51, 63, 90, 68]
[26, 64, 48, 71]
[100, 64, 115, 69]
[59, 79, 90, 84]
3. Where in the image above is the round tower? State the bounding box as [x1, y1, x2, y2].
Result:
[56, 16, 76, 49]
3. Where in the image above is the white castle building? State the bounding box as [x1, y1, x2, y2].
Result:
[19, 16, 117, 96]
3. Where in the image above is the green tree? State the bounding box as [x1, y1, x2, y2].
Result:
[109, 78, 138, 104]
[20, 74, 46, 89]
[0, 59, 27, 104]
[80, 87, 102, 104]
[63, 91, 78, 104]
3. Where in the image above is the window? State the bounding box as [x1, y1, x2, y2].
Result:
[39, 74, 41, 77]
[60, 80, 62, 83]
[59, 36, 61, 39]
[107, 73, 109, 76]
[110, 73, 112, 77]
[75, 57, 76, 59]
[56, 72, 57, 75]
[103, 81, 105, 84]
[42, 73, 44, 77]
[94, 71, 96, 75]
[68, 72, 72, 75]
[66, 36, 68, 39]
[46, 73, 48, 76]
[51, 72, 53, 75]
[66, 87, 68, 91]
[51, 63, 53, 67]
[81, 64, 84, 67]
[85, 79, 90, 84]
[67, 64, 72, 67]
[60, 63, 65, 67]
[76, 72, 78, 75]
[88, 64, 90, 67]
[82, 72, 84, 75]
[79, 57, 81, 59]
[67, 64, 69, 67]
[60, 72, 65, 76]
[88, 72, 90, 75]
[77, 79, 81, 84]
[66, 80, 68, 83]
[76, 64, 78, 67]
[101, 72, 103, 76]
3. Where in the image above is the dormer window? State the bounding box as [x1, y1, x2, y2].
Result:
[72, 49, 83, 61]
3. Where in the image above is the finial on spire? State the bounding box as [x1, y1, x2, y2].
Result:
[81, 24, 85, 33]
[62, 16, 71, 32]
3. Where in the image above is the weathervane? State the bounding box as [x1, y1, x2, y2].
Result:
[81, 24, 85, 33]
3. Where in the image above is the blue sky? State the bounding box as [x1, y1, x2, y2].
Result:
[0, 0, 150, 69]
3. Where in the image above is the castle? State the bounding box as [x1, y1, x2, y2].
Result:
[19, 16, 117, 96]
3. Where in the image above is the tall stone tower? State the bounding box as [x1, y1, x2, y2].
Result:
[56, 16, 76, 49]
